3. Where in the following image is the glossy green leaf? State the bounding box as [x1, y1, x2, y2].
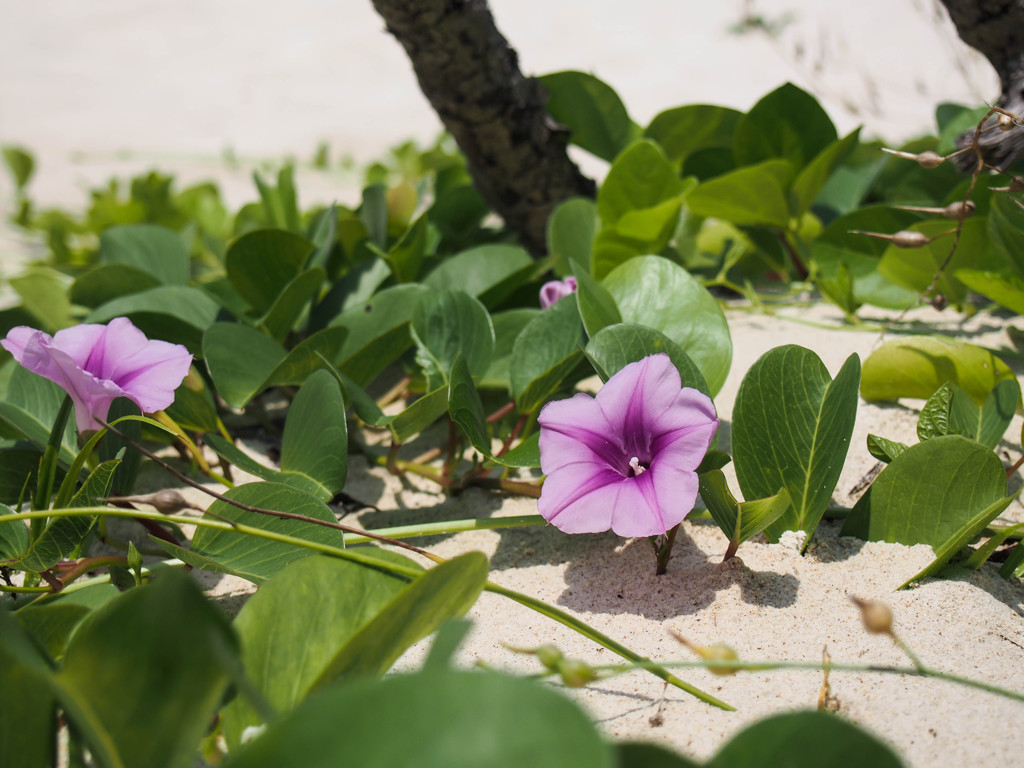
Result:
[597, 140, 685, 225]
[449, 354, 490, 456]
[841, 435, 1007, 548]
[988, 192, 1024, 276]
[99, 224, 190, 285]
[573, 260, 622, 338]
[645, 104, 742, 170]
[259, 267, 325, 342]
[917, 382, 954, 441]
[219, 552, 417, 747]
[225, 229, 315, 314]
[810, 206, 921, 310]
[223, 669, 611, 768]
[279, 369, 347, 500]
[539, 70, 634, 162]
[877, 218, 1001, 303]
[308, 257, 391, 332]
[698, 469, 791, 546]
[69, 264, 162, 308]
[510, 297, 585, 413]
[86, 285, 220, 352]
[0, 503, 28, 559]
[602, 256, 732, 396]
[254, 167, 302, 232]
[181, 482, 345, 584]
[733, 347, 860, 541]
[57, 569, 239, 768]
[360, 184, 389, 248]
[489, 431, 541, 468]
[385, 213, 429, 283]
[685, 159, 794, 228]
[866, 434, 908, 463]
[861, 336, 1016, 405]
[0, 367, 77, 463]
[547, 198, 598, 277]
[949, 378, 1018, 448]
[423, 245, 533, 308]
[585, 323, 708, 395]
[163, 366, 219, 433]
[708, 710, 901, 768]
[733, 82, 837, 170]
[411, 290, 494, 390]
[332, 283, 430, 386]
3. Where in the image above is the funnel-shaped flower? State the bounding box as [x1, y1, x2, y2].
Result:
[539, 276, 578, 309]
[538, 354, 717, 537]
[2, 317, 192, 433]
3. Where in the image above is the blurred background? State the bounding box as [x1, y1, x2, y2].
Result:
[0, 1, 997, 213]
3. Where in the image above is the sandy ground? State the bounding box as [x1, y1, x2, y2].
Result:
[2, 2, 1023, 765]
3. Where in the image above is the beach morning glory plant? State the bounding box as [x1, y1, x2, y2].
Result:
[2, 317, 192, 433]
[537, 353, 717, 553]
[539, 276, 578, 309]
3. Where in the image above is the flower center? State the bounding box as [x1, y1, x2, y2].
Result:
[629, 456, 648, 476]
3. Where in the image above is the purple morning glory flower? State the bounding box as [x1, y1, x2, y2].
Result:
[537, 353, 717, 537]
[2, 317, 192, 433]
[539, 276, 578, 309]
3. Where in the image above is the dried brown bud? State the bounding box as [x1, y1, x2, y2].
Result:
[931, 293, 948, 311]
[881, 147, 945, 168]
[998, 113, 1015, 132]
[851, 596, 894, 635]
[148, 489, 193, 514]
[941, 200, 976, 220]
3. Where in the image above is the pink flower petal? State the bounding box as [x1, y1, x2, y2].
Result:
[538, 393, 623, 473]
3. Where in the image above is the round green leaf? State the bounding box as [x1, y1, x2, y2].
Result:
[70, 264, 162, 308]
[280, 369, 348, 500]
[226, 229, 315, 314]
[510, 297, 585, 413]
[602, 256, 731, 395]
[100, 224, 190, 285]
[645, 104, 742, 170]
[539, 70, 634, 163]
[423, 245, 533, 307]
[411, 290, 494, 390]
[733, 82, 837, 170]
[585, 323, 708, 395]
[597, 140, 685, 225]
[547, 197, 598, 277]
[685, 159, 794, 228]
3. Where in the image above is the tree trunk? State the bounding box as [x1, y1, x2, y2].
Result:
[370, 0, 596, 255]
[938, 0, 1024, 170]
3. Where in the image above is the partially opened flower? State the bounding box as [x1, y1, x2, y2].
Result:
[539, 276, 578, 309]
[537, 353, 717, 538]
[2, 317, 192, 433]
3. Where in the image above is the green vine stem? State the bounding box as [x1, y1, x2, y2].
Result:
[0, 506, 730, 709]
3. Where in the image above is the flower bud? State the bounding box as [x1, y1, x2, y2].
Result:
[942, 200, 976, 220]
[558, 658, 598, 688]
[890, 230, 934, 248]
[851, 596, 893, 635]
[669, 629, 740, 676]
[535, 644, 564, 672]
[148, 489, 193, 514]
[998, 113, 1015, 131]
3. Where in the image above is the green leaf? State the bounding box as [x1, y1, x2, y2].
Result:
[988, 190, 1024, 276]
[917, 382, 954, 441]
[861, 336, 1016, 405]
[585, 323, 708, 395]
[225, 229, 315, 314]
[510, 297, 585, 413]
[99, 224, 190, 285]
[685, 159, 794, 228]
[790, 128, 861, 216]
[360, 184, 389, 248]
[222, 669, 611, 768]
[389, 386, 450, 443]
[86, 285, 221, 352]
[948, 378, 1019, 448]
[259, 267, 325, 342]
[411, 290, 494, 390]
[733, 82, 837, 170]
[306, 203, 337, 272]
[841, 435, 1008, 549]
[308, 257, 391, 332]
[9, 267, 74, 332]
[1, 367, 77, 463]
[0, 609, 57, 768]
[385, 213, 429, 283]
[448, 354, 490, 456]
[184, 482, 345, 584]
[15, 584, 119, 663]
[539, 70, 634, 162]
[423, 245, 533, 308]
[955, 268, 1024, 314]
[708, 710, 901, 768]
[547, 198, 598, 277]
[645, 104, 742, 170]
[57, 569, 239, 768]
[572, 259, 622, 338]
[698, 469, 791, 548]
[866, 434, 908, 463]
[489, 431, 541, 468]
[279, 369, 347, 500]
[331, 283, 430, 386]
[602, 256, 732, 396]
[877, 218, 1001, 303]
[597, 140, 685, 225]
[219, 552, 418, 747]
[0, 503, 28, 559]
[733, 347, 860, 541]
[163, 366, 220, 433]
[810, 205, 922, 310]
[2, 145, 35, 190]
[481, 309, 540, 391]
[69, 264, 162, 309]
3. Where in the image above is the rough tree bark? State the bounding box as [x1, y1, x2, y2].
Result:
[370, 0, 596, 255]
[938, 0, 1024, 169]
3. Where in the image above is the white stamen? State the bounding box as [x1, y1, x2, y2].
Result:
[629, 456, 646, 475]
